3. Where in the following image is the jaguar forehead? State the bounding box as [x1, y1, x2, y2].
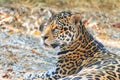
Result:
[51, 11, 72, 21]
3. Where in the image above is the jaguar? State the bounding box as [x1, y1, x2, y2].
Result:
[27, 11, 120, 80]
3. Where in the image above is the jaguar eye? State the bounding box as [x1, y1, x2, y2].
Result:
[52, 28, 58, 33]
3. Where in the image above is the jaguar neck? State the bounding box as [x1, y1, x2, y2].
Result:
[59, 24, 106, 55]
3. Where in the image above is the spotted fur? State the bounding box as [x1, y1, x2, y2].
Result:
[29, 11, 120, 80]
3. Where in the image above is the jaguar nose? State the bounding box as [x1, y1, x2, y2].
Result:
[41, 35, 48, 40]
[43, 36, 48, 40]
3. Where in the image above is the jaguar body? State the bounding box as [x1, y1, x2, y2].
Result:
[28, 11, 120, 80]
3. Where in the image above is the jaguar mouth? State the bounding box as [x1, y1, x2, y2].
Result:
[43, 42, 59, 49]
[43, 42, 50, 47]
[51, 43, 59, 48]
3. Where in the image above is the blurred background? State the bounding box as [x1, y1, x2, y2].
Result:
[0, 0, 120, 9]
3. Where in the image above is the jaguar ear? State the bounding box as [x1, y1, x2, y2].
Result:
[70, 14, 81, 25]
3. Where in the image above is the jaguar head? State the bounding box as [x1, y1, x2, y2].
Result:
[41, 11, 81, 49]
